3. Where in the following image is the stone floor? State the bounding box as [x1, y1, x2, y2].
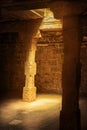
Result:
[0, 94, 87, 130]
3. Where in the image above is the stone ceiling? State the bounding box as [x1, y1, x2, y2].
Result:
[0, 0, 87, 22]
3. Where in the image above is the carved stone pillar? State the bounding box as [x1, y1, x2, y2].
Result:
[60, 15, 81, 130]
[23, 38, 37, 102]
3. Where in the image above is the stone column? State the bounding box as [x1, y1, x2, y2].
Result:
[60, 15, 81, 130]
[23, 38, 37, 102]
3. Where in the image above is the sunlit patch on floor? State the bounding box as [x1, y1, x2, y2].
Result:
[0, 94, 62, 130]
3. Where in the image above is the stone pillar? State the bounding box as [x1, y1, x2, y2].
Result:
[23, 38, 37, 102]
[60, 16, 81, 130]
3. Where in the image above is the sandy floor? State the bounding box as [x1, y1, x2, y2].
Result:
[0, 94, 87, 130]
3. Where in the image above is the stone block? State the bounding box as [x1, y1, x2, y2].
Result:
[23, 87, 36, 102]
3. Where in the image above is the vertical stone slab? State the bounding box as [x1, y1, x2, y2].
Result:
[60, 16, 81, 130]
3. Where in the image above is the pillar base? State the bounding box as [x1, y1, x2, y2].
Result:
[23, 87, 36, 102]
[59, 109, 81, 130]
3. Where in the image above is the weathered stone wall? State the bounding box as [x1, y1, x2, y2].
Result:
[80, 18, 87, 95]
[0, 19, 41, 97]
[80, 44, 87, 95]
[35, 29, 64, 93]
[0, 32, 25, 93]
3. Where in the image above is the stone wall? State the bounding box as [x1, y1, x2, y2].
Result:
[0, 19, 41, 97]
[35, 29, 64, 93]
[80, 44, 87, 95]
[80, 19, 87, 95]
[0, 32, 25, 93]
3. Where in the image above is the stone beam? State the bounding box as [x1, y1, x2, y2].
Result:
[0, 1, 87, 14]
[0, 1, 49, 10]
[50, 1, 87, 18]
